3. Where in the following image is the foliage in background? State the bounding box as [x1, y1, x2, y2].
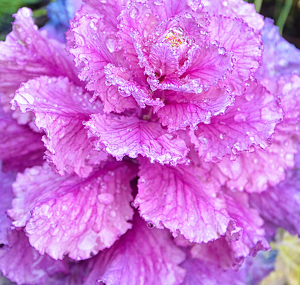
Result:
[0, 0, 48, 40]
[261, 230, 300, 285]
[246, 0, 300, 47]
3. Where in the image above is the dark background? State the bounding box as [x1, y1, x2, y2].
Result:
[259, 0, 300, 47]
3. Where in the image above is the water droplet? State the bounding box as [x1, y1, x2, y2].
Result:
[25, 37, 32, 44]
[220, 133, 226, 140]
[218, 47, 226, 55]
[61, 205, 68, 212]
[234, 113, 248, 122]
[105, 35, 117, 53]
[147, 222, 155, 229]
[110, 210, 117, 217]
[245, 92, 254, 101]
[261, 107, 273, 121]
[98, 193, 114, 205]
[22, 8, 31, 17]
[89, 21, 97, 31]
[154, 0, 164, 5]
[279, 59, 287, 67]
[79, 54, 89, 66]
[16, 58, 26, 65]
[131, 201, 139, 208]
[248, 146, 255, 153]
[129, 7, 139, 18]
[198, 134, 209, 145]
[155, 26, 163, 36]
[73, 20, 80, 28]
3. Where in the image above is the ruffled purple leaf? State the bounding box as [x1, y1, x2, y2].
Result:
[190, 81, 282, 162]
[0, 8, 80, 101]
[8, 162, 136, 260]
[83, 215, 186, 285]
[118, 1, 159, 72]
[212, 131, 297, 193]
[208, 73, 299, 192]
[87, 114, 189, 165]
[280, 75, 300, 124]
[0, 230, 68, 284]
[157, 86, 234, 131]
[147, 0, 208, 25]
[135, 158, 236, 243]
[177, 43, 232, 86]
[181, 250, 276, 285]
[68, 7, 137, 113]
[250, 162, 300, 237]
[149, 43, 232, 94]
[223, 189, 270, 256]
[208, 15, 262, 94]
[0, 167, 15, 246]
[83, 0, 125, 29]
[104, 63, 164, 108]
[12, 76, 107, 177]
[191, 190, 268, 269]
[202, 0, 264, 32]
[0, 107, 45, 172]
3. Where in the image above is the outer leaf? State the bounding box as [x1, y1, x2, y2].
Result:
[0, 230, 67, 284]
[256, 18, 300, 81]
[211, 133, 297, 193]
[0, 106, 45, 172]
[181, 250, 276, 285]
[191, 190, 269, 269]
[12, 76, 107, 177]
[83, 215, 186, 285]
[135, 158, 236, 243]
[0, 8, 80, 99]
[0, 167, 15, 246]
[190, 81, 282, 162]
[8, 162, 136, 260]
[250, 165, 300, 237]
